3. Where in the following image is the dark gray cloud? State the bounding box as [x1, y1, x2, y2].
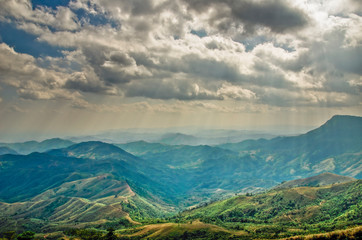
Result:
[64, 72, 117, 94]
[130, 51, 158, 69]
[110, 52, 135, 66]
[181, 54, 241, 81]
[122, 51, 297, 101]
[329, 46, 362, 75]
[129, 50, 297, 99]
[131, 52, 243, 82]
[229, 0, 308, 33]
[182, 0, 308, 33]
[80, 45, 141, 84]
[131, 0, 155, 16]
[81, 46, 122, 84]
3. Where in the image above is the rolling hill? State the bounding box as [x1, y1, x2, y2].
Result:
[56, 177, 361, 240]
[0, 145, 172, 208]
[273, 172, 356, 189]
[179, 179, 361, 239]
[0, 174, 172, 233]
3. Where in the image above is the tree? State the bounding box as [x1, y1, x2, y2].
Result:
[105, 227, 117, 240]
[1, 231, 16, 240]
[17, 231, 35, 240]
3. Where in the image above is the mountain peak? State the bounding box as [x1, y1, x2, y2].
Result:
[48, 141, 138, 161]
[321, 115, 362, 128]
[40, 138, 73, 144]
[329, 114, 361, 120]
[303, 115, 362, 148]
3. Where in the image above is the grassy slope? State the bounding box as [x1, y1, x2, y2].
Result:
[182, 180, 361, 222]
[117, 220, 246, 239]
[0, 175, 173, 233]
[175, 180, 361, 239]
[53, 180, 360, 239]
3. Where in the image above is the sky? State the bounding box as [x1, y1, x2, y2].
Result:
[0, 0, 361, 141]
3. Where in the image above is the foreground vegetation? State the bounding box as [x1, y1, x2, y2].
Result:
[1, 180, 360, 239]
[1, 224, 361, 240]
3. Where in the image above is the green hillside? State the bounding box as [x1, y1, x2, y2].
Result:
[0, 175, 173, 233]
[178, 180, 361, 239]
[0, 173, 360, 239]
[4, 179, 358, 239]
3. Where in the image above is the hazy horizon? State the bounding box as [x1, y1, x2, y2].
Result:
[0, 123, 315, 143]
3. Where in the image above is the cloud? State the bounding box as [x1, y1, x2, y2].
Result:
[182, 0, 309, 34]
[64, 71, 118, 94]
[0, 0, 360, 111]
[217, 83, 256, 100]
[0, 0, 79, 31]
[0, 43, 84, 101]
[0, 43, 57, 89]
[109, 51, 135, 66]
[70, 98, 182, 113]
[125, 78, 222, 100]
[329, 46, 362, 75]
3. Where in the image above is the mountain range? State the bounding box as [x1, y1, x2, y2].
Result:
[68, 129, 277, 146]
[0, 138, 74, 155]
[0, 115, 361, 237]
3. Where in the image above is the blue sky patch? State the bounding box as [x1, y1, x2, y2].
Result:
[240, 36, 270, 52]
[0, 22, 66, 58]
[191, 29, 207, 38]
[32, 0, 71, 10]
